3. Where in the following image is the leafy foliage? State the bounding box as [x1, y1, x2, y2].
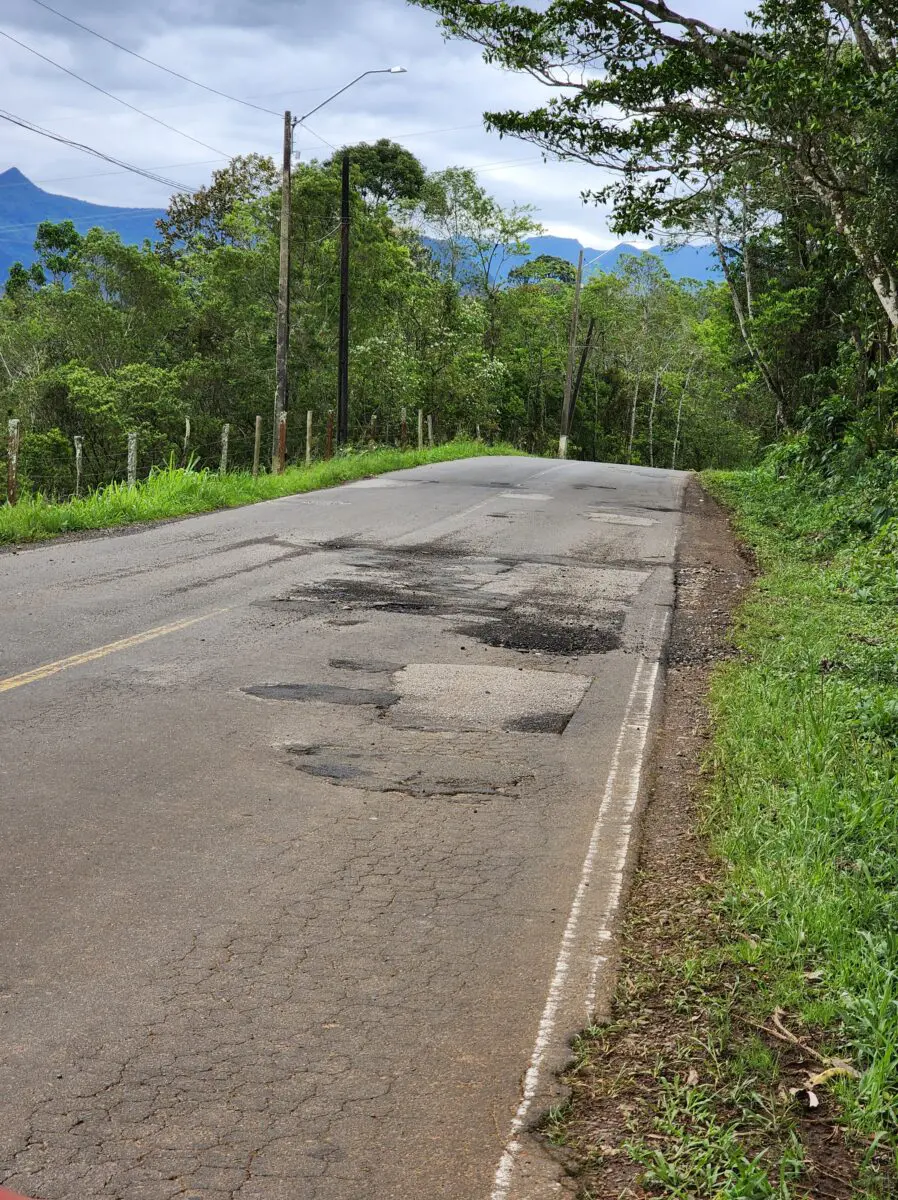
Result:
[1, 149, 757, 498]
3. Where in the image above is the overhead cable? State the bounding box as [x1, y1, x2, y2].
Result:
[0, 26, 228, 156]
[25, 0, 281, 117]
[0, 108, 190, 191]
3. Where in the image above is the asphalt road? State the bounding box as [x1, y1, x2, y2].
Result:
[0, 455, 686, 1200]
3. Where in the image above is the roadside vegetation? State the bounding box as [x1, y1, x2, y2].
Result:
[539, 455, 898, 1198]
[0, 440, 516, 546]
[704, 457, 898, 1163]
[0, 149, 757, 504]
[405, 5, 898, 1194]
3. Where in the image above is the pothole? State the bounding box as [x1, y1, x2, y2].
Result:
[284, 743, 531, 800]
[455, 613, 622, 656]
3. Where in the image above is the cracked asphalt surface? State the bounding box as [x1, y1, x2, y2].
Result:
[0, 456, 686, 1199]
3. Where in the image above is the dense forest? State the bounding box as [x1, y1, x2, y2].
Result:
[0, 143, 762, 496]
[412, 0, 898, 492]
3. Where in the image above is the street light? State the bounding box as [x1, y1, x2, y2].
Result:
[296, 67, 407, 126]
[271, 67, 408, 469]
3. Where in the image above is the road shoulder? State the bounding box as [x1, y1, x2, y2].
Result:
[526, 477, 759, 1194]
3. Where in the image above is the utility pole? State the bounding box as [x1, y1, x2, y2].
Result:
[558, 248, 585, 459]
[337, 150, 351, 446]
[272, 110, 293, 472]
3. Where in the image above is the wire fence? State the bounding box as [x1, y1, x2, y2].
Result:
[2, 406, 460, 505]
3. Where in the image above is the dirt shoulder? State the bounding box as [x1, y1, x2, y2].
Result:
[538, 478, 874, 1198]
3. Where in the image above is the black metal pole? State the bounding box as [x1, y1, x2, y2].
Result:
[337, 151, 350, 446]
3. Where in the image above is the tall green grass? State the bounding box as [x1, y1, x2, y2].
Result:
[705, 466, 898, 1167]
[0, 441, 521, 545]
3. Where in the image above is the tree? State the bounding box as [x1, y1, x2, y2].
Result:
[508, 254, 576, 287]
[33, 220, 83, 285]
[412, 2, 898, 337]
[334, 140, 426, 204]
[156, 154, 278, 255]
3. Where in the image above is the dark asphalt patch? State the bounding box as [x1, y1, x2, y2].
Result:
[243, 683, 399, 706]
[504, 711, 573, 735]
[270, 548, 626, 658]
[329, 657, 402, 673]
[455, 614, 622, 656]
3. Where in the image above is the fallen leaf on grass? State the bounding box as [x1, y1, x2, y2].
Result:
[809, 1064, 861, 1085]
[686, 1068, 699, 1087]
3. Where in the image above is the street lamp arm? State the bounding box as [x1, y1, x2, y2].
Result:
[297, 68, 400, 125]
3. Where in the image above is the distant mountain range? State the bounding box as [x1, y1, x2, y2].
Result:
[0, 167, 718, 285]
[0, 167, 164, 280]
[503, 235, 719, 282]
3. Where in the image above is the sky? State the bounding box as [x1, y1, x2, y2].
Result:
[1, 0, 750, 248]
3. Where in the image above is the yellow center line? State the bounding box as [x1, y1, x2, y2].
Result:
[0, 608, 230, 694]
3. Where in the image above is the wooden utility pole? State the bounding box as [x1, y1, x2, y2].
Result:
[558, 248, 585, 459]
[272, 110, 293, 472]
[337, 151, 351, 447]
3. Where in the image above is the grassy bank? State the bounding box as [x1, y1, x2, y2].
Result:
[0, 440, 520, 545]
[702, 467, 898, 1171]
[547, 463, 897, 1198]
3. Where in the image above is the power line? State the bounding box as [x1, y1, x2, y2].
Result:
[0, 26, 228, 157]
[0, 108, 190, 191]
[295, 120, 336, 153]
[25, 0, 281, 118]
[0, 158, 226, 192]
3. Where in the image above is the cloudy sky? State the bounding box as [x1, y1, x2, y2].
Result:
[2, 0, 750, 247]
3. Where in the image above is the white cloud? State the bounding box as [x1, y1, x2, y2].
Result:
[1, 0, 753, 239]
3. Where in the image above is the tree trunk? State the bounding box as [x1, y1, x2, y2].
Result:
[797, 169, 898, 338]
[627, 377, 639, 463]
[671, 362, 694, 470]
[648, 368, 660, 468]
[713, 229, 786, 428]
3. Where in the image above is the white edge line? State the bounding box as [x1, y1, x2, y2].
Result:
[490, 637, 665, 1200]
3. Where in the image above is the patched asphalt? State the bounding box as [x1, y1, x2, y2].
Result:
[0, 456, 686, 1199]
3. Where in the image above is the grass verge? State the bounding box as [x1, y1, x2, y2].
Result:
[544, 469, 897, 1198]
[0, 440, 520, 546]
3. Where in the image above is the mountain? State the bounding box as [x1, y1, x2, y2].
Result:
[0, 168, 165, 280]
[0, 167, 719, 287]
[500, 234, 719, 282]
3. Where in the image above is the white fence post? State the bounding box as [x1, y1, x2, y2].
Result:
[127, 431, 137, 486]
[220, 423, 230, 474]
[74, 435, 83, 497]
[6, 418, 20, 505]
[306, 409, 313, 467]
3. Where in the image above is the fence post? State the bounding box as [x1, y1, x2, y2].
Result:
[182, 416, 191, 465]
[417, 409, 424, 451]
[127, 431, 138, 487]
[306, 410, 313, 467]
[74, 435, 83, 498]
[427, 414, 434, 448]
[6, 418, 20, 505]
[325, 410, 334, 460]
[219, 423, 230, 475]
[476, 423, 481, 441]
[400, 406, 407, 448]
[276, 412, 287, 475]
[252, 415, 262, 479]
